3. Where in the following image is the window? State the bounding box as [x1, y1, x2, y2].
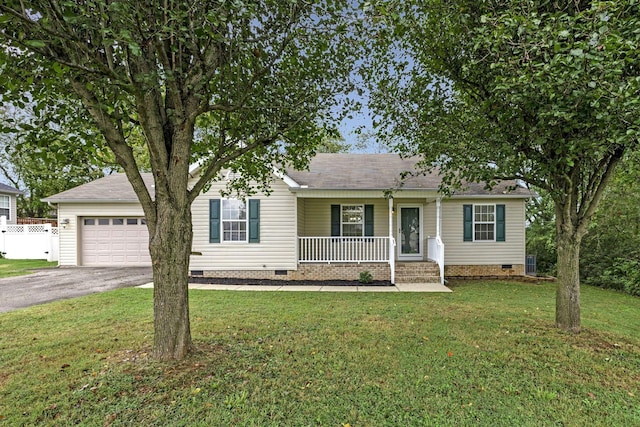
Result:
[210, 199, 260, 244]
[127, 219, 138, 225]
[112, 218, 124, 225]
[463, 204, 505, 242]
[98, 218, 110, 225]
[331, 204, 374, 237]
[474, 204, 495, 241]
[222, 199, 247, 242]
[84, 218, 95, 226]
[341, 205, 364, 236]
[0, 195, 9, 220]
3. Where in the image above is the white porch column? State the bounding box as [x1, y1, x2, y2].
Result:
[388, 197, 395, 284]
[436, 197, 442, 238]
[436, 197, 445, 284]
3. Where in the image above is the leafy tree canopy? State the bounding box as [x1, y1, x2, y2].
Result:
[0, 0, 363, 359]
[365, 0, 640, 332]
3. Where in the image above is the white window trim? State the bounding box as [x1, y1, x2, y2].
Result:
[0, 195, 10, 221]
[340, 204, 365, 237]
[473, 203, 496, 242]
[221, 198, 248, 243]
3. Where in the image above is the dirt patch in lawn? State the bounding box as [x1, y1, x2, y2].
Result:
[188, 277, 393, 287]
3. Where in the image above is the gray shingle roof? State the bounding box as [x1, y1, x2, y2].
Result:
[43, 154, 531, 203]
[0, 182, 23, 195]
[42, 173, 154, 203]
[286, 153, 531, 197]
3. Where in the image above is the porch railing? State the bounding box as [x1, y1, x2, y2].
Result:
[427, 236, 445, 284]
[298, 236, 390, 263]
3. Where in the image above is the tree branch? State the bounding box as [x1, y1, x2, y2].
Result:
[69, 78, 154, 220]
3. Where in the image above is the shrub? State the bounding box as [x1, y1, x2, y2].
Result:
[599, 258, 640, 297]
[358, 270, 373, 284]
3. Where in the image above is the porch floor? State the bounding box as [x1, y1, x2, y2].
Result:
[138, 282, 452, 293]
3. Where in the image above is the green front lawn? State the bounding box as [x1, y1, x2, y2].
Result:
[0, 282, 638, 426]
[0, 258, 57, 278]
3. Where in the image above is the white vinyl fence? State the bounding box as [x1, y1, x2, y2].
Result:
[0, 216, 58, 261]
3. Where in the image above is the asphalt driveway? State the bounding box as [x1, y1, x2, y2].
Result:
[0, 267, 152, 313]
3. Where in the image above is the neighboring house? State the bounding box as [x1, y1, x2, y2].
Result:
[0, 183, 23, 225]
[43, 154, 532, 283]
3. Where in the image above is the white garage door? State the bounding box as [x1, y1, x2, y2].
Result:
[81, 217, 151, 266]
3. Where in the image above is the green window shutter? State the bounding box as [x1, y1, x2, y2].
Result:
[248, 199, 260, 243]
[331, 205, 340, 236]
[209, 199, 221, 243]
[496, 204, 506, 242]
[364, 204, 374, 236]
[463, 204, 473, 242]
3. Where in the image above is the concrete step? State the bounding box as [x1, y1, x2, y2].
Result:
[395, 262, 441, 283]
[395, 275, 440, 283]
[396, 275, 440, 283]
[395, 269, 440, 274]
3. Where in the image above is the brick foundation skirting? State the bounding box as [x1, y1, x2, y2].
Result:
[196, 263, 526, 282]
[444, 264, 525, 278]
[199, 263, 391, 282]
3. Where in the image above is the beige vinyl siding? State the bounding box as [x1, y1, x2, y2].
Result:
[441, 198, 526, 265]
[423, 201, 437, 239]
[56, 203, 146, 266]
[190, 177, 298, 270]
[297, 199, 306, 236]
[300, 198, 389, 237]
[0, 194, 18, 224]
[9, 194, 17, 224]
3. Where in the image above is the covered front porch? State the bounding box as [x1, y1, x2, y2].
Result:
[294, 193, 445, 284]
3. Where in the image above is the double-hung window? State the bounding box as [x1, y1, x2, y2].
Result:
[222, 199, 247, 242]
[474, 204, 495, 241]
[331, 204, 374, 237]
[210, 198, 260, 243]
[341, 205, 364, 237]
[0, 195, 9, 220]
[463, 204, 505, 242]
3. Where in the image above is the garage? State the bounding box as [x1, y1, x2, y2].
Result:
[80, 217, 151, 266]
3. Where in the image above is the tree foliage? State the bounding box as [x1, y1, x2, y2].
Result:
[366, 0, 640, 331]
[581, 154, 640, 297]
[0, 0, 362, 359]
[528, 152, 640, 297]
[525, 189, 557, 277]
[0, 106, 115, 217]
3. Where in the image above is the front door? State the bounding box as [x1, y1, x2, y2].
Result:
[398, 205, 422, 260]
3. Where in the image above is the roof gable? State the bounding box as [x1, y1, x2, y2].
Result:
[42, 174, 154, 203]
[0, 183, 22, 195]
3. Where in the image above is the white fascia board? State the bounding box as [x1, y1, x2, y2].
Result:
[189, 161, 299, 188]
[189, 158, 206, 176]
[448, 193, 532, 199]
[42, 199, 141, 204]
[273, 167, 300, 188]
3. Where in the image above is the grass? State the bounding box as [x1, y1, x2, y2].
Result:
[0, 281, 638, 426]
[0, 258, 57, 278]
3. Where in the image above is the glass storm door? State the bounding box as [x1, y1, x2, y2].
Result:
[398, 206, 422, 260]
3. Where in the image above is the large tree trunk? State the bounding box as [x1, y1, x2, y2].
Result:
[148, 199, 193, 360]
[555, 229, 582, 333]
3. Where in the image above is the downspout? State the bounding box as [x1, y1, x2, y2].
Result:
[388, 196, 395, 284]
